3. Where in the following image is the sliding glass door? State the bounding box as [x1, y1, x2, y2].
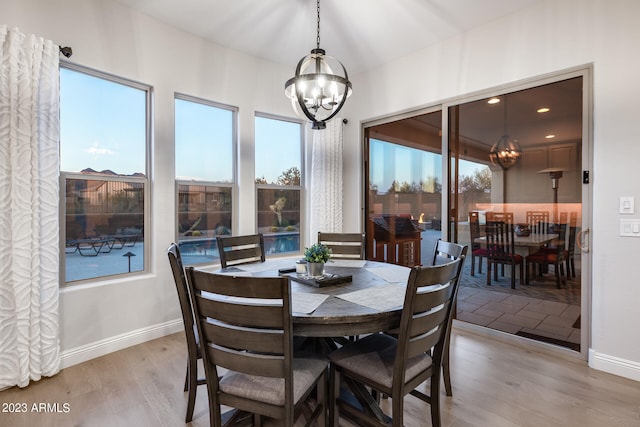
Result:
[364, 71, 590, 357]
[364, 110, 443, 267]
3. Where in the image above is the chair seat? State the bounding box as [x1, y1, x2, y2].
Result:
[490, 253, 523, 263]
[329, 333, 432, 390]
[526, 251, 564, 263]
[472, 247, 489, 256]
[220, 357, 327, 406]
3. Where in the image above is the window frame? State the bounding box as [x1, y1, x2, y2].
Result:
[174, 93, 238, 266]
[254, 112, 305, 257]
[59, 61, 152, 285]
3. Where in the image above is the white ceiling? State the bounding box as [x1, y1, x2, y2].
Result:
[115, 0, 581, 147]
[115, 0, 542, 74]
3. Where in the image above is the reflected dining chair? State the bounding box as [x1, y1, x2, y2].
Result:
[167, 243, 205, 423]
[317, 232, 365, 260]
[431, 240, 467, 397]
[185, 268, 328, 427]
[216, 233, 265, 268]
[526, 210, 549, 235]
[468, 211, 487, 276]
[328, 258, 462, 427]
[485, 219, 523, 289]
[525, 222, 568, 288]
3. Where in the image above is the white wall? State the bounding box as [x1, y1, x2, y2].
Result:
[3, 0, 639, 381]
[343, 0, 640, 381]
[1, 0, 298, 367]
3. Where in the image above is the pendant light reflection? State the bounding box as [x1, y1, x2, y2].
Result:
[284, 0, 352, 130]
[489, 95, 522, 170]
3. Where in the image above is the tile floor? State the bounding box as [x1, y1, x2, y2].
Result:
[456, 285, 581, 345]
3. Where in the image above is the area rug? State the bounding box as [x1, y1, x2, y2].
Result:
[515, 331, 580, 352]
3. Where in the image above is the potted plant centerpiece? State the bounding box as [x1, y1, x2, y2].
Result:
[304, 243, 332, 277]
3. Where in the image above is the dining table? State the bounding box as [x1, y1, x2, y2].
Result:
[197, 257, 411, 338]
[474, 232, 559, 255]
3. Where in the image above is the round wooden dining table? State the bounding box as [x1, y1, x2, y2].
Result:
[197, 257, 411, 338]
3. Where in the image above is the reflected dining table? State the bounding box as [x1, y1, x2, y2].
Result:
[197, 257, 411, 338]
[474, 232, 559, 256]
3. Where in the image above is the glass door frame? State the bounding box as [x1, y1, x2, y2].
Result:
[362, 66, 592, 360]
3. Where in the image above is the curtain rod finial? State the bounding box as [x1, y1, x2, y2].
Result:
[59, 46, 72, 58]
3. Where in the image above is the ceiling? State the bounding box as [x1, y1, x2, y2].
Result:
[115, 0, 581, 149]
[115, 0, 543, 74]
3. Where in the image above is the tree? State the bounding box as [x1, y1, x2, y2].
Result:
[276, 167, 300, 186]
[459, 167, 491, 192]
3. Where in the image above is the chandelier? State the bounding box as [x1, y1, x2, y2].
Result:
[284, 0, 352, 130]
[489, 95, 522, 170]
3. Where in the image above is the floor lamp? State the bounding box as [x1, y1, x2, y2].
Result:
[537, 167, 567, 223]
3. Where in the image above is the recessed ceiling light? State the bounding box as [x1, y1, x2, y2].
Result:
[487, 97, 501, 104]
[545, 134, 556, 139]
[537, 107, 550, 113]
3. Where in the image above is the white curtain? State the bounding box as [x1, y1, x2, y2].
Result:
[309, 119, 344, 242]
[0, 26, 61, 388]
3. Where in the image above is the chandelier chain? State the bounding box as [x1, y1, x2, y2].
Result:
[316, 0, 321, 49]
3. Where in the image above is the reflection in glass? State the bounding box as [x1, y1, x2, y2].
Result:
[177, 185, 232, 265]
[64, 178, 145, 282]
[257, 188, 300, 255]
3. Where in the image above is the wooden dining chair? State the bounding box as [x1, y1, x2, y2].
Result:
[468, 211, 487, 276]
[216, 233, 265, 268]
[167, 243, 206, 423]
[526, 210, 550, 234]
[185, 268, 328, 427]
[328, 258, 462, 427]
[431, 240, 467, 397]
[317, 232, 365, 260]
[485, 211, 514, 223]
[485, 220, 523, 289]
[525, 222, 568, 288]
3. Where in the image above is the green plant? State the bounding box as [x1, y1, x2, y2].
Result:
[304, 243, 332, 263]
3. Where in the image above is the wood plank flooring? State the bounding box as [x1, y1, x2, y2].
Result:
[1, 329, 639, 426]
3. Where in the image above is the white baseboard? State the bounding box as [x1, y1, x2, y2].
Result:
[60, 319, 184, 369]
[589, 349, 640, 382]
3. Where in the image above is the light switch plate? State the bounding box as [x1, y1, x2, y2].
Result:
[620, 219, 640, 237]
[620, 196, 635, 214]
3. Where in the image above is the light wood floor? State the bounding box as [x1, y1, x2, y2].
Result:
[2, 329, 639, 427]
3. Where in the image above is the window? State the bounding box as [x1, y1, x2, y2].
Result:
[255, 114, 303, 255]
[61, 64, 150, 283]
[175, 95, 236, 265]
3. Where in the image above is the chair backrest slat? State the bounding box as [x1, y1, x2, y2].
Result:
[317, 232, 365, 260]
[196, 297, 285, 329]
[207, 343, 286, 378]
[216, 233, 266, 268]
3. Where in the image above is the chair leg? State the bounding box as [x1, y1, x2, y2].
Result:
[185, 358, 198, 423]
[430, 371, 442, 427]
[471, 254, 475, 276]
[443, 337, 453, 397]
[329, 364, 340, 427]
